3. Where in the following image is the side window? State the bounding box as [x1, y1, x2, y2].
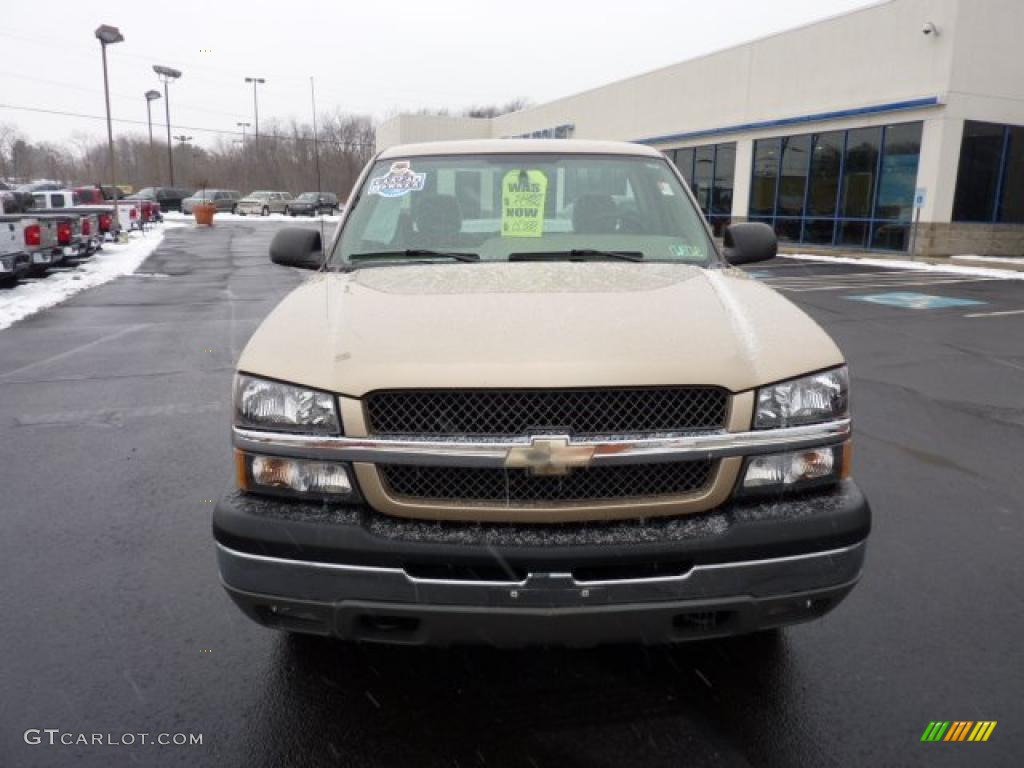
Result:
[52, 194, 66, 208]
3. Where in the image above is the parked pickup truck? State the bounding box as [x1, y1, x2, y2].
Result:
[32, 211, 84, 263]
[71, 206, 120, 239]
[0, 215, 31, 283]
[6, 214, 61, 273]
[214, 140, 870, 647]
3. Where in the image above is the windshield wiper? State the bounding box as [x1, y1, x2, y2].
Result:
[348, 249, 480, 263]
[508, 249, 644, 262]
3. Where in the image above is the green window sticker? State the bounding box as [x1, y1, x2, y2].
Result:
[501, 169, 548, 238]
[670, 242, 704, 261]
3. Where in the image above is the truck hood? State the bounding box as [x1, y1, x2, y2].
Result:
[238, 262, 844, 396]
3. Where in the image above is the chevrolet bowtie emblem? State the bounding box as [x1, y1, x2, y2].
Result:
[504, 437, 596, 476]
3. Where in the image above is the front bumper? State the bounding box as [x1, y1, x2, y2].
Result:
[214, 480, 870, 646]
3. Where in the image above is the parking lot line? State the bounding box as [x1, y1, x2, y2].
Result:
[963, 308, 1024, 318]
[765, 277, 1000, 292]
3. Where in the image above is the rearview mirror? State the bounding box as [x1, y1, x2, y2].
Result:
[722, 222, 777, 265]
[270, 227, 323, 270]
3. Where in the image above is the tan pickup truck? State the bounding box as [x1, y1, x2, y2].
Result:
[214, 139, 869, 646]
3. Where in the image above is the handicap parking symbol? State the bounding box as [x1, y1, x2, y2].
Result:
[845, 292, 986, 310]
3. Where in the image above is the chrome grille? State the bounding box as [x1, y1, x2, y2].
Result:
[364, 388, 728, 437]
[378, 461, 715, 503]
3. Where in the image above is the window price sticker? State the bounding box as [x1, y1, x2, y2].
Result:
[501, 169, 548, 237]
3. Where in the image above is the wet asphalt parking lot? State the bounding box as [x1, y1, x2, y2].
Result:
[1, 220, 1022, 767]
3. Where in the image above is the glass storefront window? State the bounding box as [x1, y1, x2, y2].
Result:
[712, 144, 735, 216]
[692, 146, 714, 213]
[673, 148, 694, 187]
[750, 122, 923, 251]
[667, 142, 736, 235]
[807, 132, 843, 217]
[841, 127, 882, 218]
[803, 219, 836, 245]
[750, 138, 781, 216]
[875, 122, 922, 221]
[953, 122, 1005, 222]
[1000, 127, 1024, 224]
[778, 135, 811, 217]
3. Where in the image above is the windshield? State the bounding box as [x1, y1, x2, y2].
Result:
[298, 192, 318, 201]
[331, 154, 716, 267]
[249, 191, 272, 199]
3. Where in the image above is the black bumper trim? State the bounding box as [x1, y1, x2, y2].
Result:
[213, 480, 870, 572]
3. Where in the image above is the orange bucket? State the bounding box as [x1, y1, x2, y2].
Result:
[193, 203, 216, 226]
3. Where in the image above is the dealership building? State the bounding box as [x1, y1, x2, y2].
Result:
[376, 0, 1024, 257]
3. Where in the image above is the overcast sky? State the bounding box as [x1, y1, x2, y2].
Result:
[1, 0, 878, 149]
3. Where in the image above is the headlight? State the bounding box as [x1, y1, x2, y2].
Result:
[755, 367, 849, 429]
[234, 374, 340, 434]
[236, 451, 356, 500]
[740, 444, 851, 495]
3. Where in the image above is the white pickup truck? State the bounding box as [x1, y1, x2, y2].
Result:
[0, 214, 61, 274]
[0, 215, 31, 283]
[33, 189, 140, 233]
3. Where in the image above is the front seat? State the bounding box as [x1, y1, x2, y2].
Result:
[413, 194, 463, 246]
[572, 194, 618, 234]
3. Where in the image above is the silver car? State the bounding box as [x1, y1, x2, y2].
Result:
[236, 191, 293, 216]
[181, 190, 241, 214]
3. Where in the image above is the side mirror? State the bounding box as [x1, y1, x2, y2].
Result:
[722, 222, 777, 265]
[270, 227, 323, 270]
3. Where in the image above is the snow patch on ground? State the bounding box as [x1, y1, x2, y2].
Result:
[783, 252, 1024, 280]
[0, 224, 173, 331]
[163, 211, 341, 225]
[953, 254, 1024, 265]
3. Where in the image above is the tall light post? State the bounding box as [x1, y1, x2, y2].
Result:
[94, 25, 124, 199]
[236, 121, 250, 144]
[145, 89, 161, 182]
[244, 77, 265, 144]
[153, 65, 182, 186]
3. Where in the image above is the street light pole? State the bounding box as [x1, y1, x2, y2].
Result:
[244, 77, 265, 145]
[94, 24, 124, 200]
[153, 65, 182, 186]
[236, 121, 250, 144]
[145, 89, 161, 182]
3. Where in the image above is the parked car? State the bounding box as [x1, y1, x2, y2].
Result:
[0, 216, 32, 284]
[213, 139, 870, 647]
[1, 189, 34, 213]
[181, 189, 241, 214]
[131, 187, 191, 213]
[287, 191, 339, 216]
[17, 180, 63, 193]
[71, 184, 126, 202]
[73, 186, 106, 205]
[123, 194, 160, 224]
[237, 190, 293, 216]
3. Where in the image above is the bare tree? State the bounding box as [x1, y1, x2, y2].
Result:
[0, 113, 376, 196]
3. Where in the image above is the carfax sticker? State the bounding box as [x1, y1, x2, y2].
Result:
[501, 169, 548, 238]
[367, 161, 426, 198]
[670, 242, 704, 261]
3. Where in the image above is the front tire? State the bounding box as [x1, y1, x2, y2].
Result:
[261, 206, 269, 217]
